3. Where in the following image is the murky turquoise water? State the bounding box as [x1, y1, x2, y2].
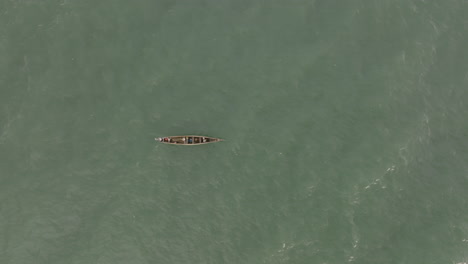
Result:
[1, 1, 467, 263]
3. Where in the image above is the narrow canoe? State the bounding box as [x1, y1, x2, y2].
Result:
[155, 135, 223, 145]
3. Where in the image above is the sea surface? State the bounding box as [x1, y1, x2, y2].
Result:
[1, 1, 467, 263]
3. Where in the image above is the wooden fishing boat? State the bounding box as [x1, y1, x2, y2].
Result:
[155, 135, 223, 145]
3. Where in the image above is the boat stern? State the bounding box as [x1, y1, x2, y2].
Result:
[156, 137, 171, 143]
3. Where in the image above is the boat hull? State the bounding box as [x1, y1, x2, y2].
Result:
[156, 135, 223, 145]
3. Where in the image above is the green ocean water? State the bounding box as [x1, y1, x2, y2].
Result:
[1, 1, 468, 263]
